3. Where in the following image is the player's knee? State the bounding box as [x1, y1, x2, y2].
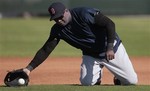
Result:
[80, 78, 95, 86]
[127, 76, 138, 85]
[123, 75, 138, 85]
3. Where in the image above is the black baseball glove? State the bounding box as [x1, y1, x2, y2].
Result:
[4, 69, 29, 87]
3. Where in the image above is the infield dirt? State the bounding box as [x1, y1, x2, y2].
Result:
[0, 57, 149, 85]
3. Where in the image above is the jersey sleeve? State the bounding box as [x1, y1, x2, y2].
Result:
[26, 25, 61, 71]
[94, 12, 115, 50]
[50, 24, 59, 39]
[94, 12, 115, 43]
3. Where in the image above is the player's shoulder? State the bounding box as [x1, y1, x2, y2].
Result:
[71, 7, 100, 23]
[71, 7, 99, 16]
[51, 24, 62, 30]
[50, 24, 62, 35]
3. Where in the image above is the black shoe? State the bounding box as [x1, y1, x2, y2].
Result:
[113, 77, 121, 85]
[95, 80, 101, 85]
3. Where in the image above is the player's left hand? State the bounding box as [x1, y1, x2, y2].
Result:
[4, 69, 29, 87]
[106, 50, 115, 61]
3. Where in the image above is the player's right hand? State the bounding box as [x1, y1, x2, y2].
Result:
[106, 49, 115, 61]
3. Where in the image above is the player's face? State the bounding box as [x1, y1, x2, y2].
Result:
[54, 9, 71, 26]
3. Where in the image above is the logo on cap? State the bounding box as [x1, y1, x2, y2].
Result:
[50, 8, 55, 15]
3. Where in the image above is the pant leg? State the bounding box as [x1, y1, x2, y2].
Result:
[80, 55, 103, 86]
[102, 43, 138, 85]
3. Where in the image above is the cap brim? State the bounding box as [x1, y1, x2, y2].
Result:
[50, 14, 63, 21]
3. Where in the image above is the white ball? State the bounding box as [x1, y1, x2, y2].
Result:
[18, 78, 25, 85]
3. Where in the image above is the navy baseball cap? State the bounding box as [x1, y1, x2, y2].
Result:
[48, 2, 66, 21]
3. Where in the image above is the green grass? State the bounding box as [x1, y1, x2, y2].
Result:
[0, 85, 150, 91]
[0, 18, 81, 57]
[0, 16, 150, 57]
[112, 16, 150, 56]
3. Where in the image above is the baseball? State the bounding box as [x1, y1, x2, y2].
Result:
[18, 78, 25, 85]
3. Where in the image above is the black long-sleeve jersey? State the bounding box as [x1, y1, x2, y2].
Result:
[26, 7, 121, 71]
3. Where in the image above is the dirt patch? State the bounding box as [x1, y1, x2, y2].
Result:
[0, 57, 150, 85]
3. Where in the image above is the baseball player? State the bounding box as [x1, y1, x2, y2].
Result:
[23, 2, 138, 85]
